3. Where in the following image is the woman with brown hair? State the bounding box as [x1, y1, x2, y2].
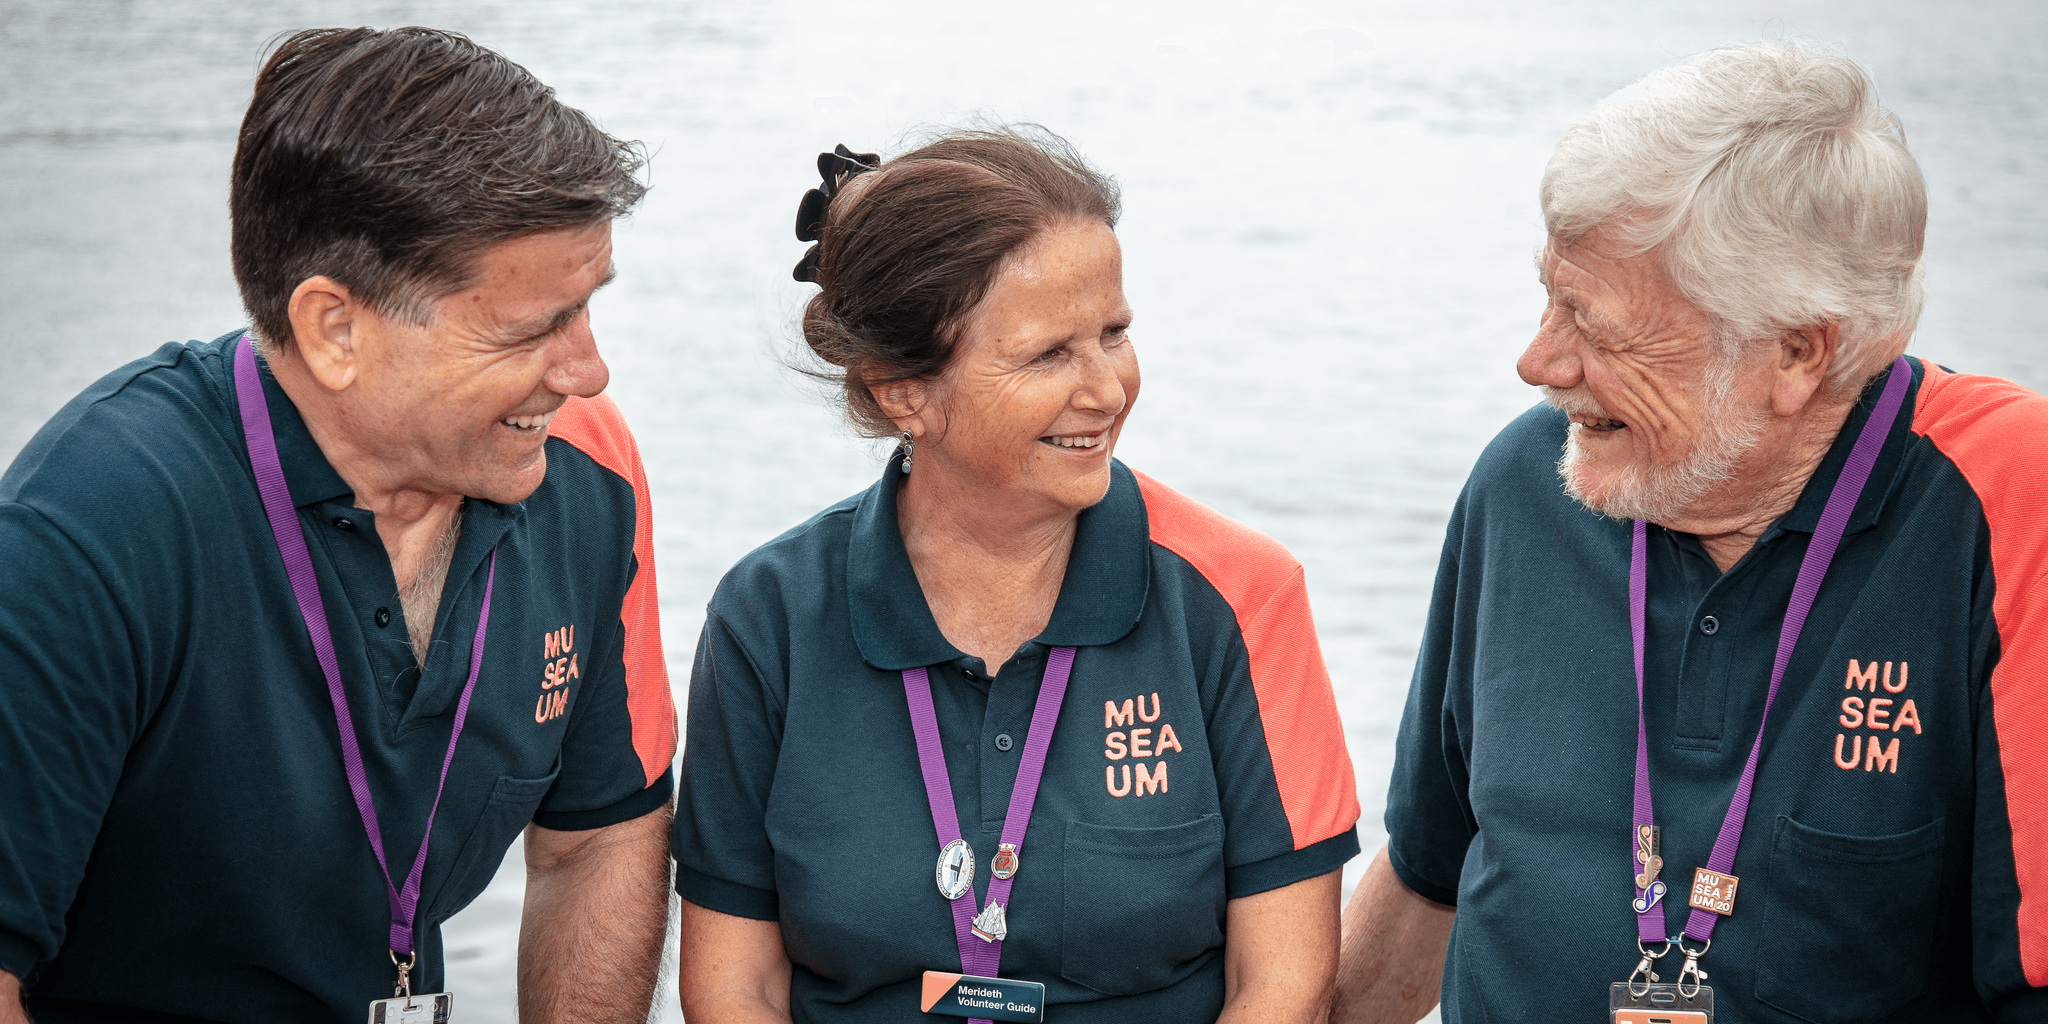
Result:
[670, 127, 1360, 1023]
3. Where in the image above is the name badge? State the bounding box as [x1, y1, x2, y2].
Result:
[368, 992, 452, 1023]
[920, 971, 1045, 1022]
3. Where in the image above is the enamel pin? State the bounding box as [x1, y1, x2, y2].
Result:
[1688, 868, 1739, 916]
[971, 901, 1009, 943]
[1632, 879, 1667, 913]
[1633, 825, 1663, 890]
[936, 838, 975, 901]
[992, 843, 1019, 881]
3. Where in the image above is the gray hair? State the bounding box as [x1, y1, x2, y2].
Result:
[1540, 42, 1927, 393]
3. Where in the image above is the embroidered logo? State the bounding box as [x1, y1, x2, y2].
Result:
[537, 625, 579, 724]
[1834, 659, 1921, 773]
[1103, 692, 1183, 798]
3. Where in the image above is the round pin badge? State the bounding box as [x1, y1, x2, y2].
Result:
[936, 838, 975, 900]
[991, 843, 1019, 881]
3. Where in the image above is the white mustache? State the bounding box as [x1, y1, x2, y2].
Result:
[1541, 385, 1612, 420]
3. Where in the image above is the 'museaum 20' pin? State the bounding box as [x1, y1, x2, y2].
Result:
[1688, 868, 1739, 917]
[936, 839, 975, 901]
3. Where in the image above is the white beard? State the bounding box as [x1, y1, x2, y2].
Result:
[1545, 377, 1770, 524]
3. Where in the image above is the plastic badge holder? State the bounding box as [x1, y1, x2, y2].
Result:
[368, 993, 452, 1024]
[1610, 981, 1712, 1024]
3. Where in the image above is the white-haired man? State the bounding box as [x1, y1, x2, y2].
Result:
[1331, 43, 2048, 1023]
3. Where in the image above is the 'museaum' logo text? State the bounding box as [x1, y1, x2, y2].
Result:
[1834, 659, 1921, 773]
[537, 625, 579, 723]
[1103, 693, 1183, 798]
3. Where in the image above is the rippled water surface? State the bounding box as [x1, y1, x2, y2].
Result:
[3, 0, 2044, 1018]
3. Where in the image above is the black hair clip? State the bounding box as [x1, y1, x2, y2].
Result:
[794, 143, 881, 282]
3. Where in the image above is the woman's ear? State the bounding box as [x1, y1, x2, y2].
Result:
[870, 378, 934, 438]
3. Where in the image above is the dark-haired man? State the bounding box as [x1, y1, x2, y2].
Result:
[0, 28, 676, 1024]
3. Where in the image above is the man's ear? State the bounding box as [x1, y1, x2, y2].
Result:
[286, 276, 363, 393]
[1771, 319, 1839, 417]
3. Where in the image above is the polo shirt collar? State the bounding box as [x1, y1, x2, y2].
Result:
[236, 337, 525, 547]
[848, 453, 1152, 671]
[241, 341, 353, 509]
[1768, 355, 1924, 539]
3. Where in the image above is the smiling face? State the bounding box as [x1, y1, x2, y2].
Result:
[334, 220, 615, 505]
[1518, 224, 1773, 523]
[897, 218, 1139, 520]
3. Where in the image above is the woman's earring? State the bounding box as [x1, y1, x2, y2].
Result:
[898, 430, 914, 474]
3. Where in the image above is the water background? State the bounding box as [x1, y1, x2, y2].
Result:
[3, 1, 2044, 1019]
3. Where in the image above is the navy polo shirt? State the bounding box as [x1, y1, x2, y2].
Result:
[1388, 357, 2048, 1022]
[0, 333, 677, 1022]
[672, 457, 1361, 1022]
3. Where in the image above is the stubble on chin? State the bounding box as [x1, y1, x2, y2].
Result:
[467, 434, 550, 505]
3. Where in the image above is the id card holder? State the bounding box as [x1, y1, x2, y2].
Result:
[368, 992, 452, 1024]
[1610, 981, 1711, 1024]
[920, 971, 1045, 1022]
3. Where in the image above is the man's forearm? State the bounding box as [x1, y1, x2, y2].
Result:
[1329, 845, 1455, 1024]
[1, 970, 27, 1024]
[518, 805, 673, 1023]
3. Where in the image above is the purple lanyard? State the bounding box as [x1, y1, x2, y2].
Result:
[903, 646, 1076, 999]
[1630, 356, 1911, 947]
[235, 335, 495, 957]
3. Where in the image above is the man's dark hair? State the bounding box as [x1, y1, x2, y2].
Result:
[799, 126, 1121, 437]
[231, 27, 646, 349]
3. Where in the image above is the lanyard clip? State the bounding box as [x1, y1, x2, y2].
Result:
[390, 950, 416, 998]
[1627, 940, 1670, 997]
[1676, 939, 1710, 998]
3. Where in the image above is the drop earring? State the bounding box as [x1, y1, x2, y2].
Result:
[898, 430, 914, 474]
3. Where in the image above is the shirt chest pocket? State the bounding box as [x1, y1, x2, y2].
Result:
[1059, 814, 1225, 996]
[1753, 814, 1944, 1023]
[421, 760, 562, 924]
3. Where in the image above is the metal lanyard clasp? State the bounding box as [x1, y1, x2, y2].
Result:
[390, 950, 416, 998]
[1675, 939, 1710, 998]
[1627, 940, 1671, 997]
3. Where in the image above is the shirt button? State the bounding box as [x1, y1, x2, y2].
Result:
[1700, 615, 1720, 636]
[375, 607, 391, 628]
[994, 733, 1014, 752]
[333, 517, 354, 531]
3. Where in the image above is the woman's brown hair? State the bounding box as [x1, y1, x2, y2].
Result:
[800, 126, 1120, 436]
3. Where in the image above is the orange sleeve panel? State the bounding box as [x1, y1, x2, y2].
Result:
[548, 394, 679, 788]
[1912, 362, 2048, 985]
[1130, 468, 1360, 850]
